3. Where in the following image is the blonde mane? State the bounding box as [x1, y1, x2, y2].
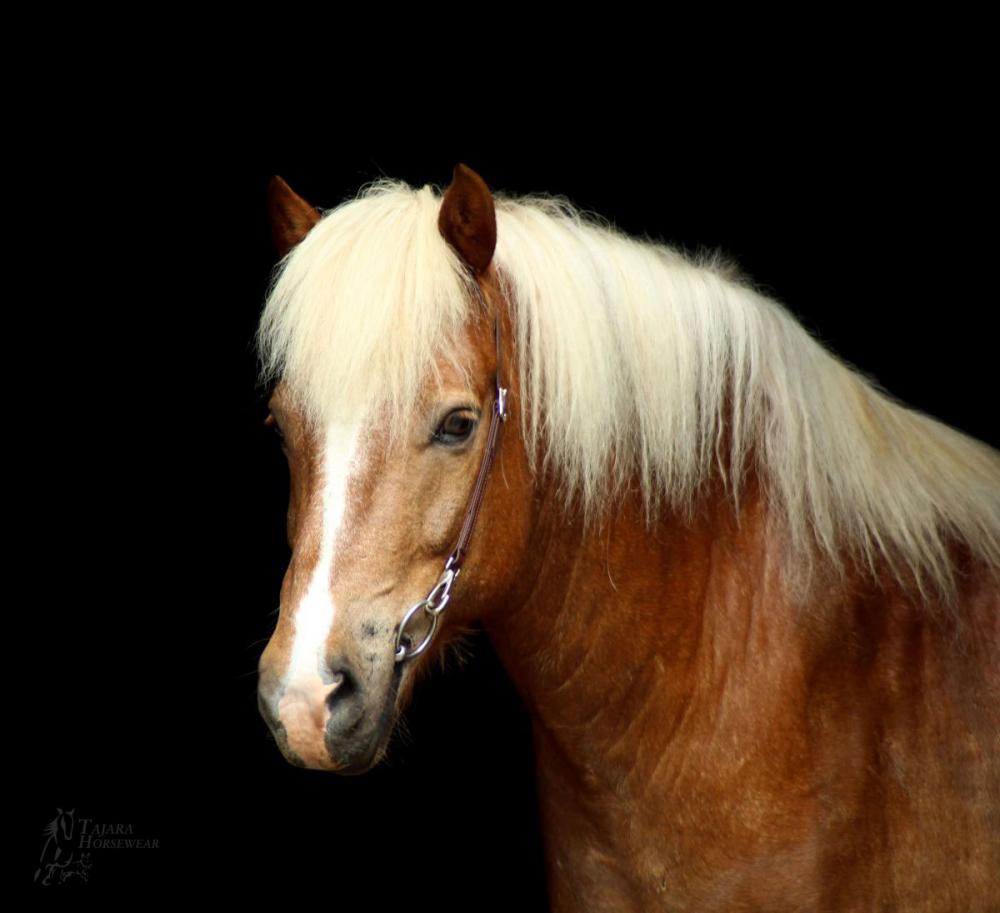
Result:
[256, 177, 1000, 606]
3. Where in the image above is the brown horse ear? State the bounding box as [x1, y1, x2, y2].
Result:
[438, 163, 497, 275]
[267, 175, 321, 257]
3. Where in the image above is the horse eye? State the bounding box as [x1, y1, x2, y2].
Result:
[434, 411, 477, 445]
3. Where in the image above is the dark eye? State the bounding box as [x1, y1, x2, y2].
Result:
[433, 410, 477, 445]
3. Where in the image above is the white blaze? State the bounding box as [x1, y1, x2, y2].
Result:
[279, 419, 363, 729]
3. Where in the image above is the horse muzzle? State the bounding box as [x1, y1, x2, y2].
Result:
[258, 652, 403, 774]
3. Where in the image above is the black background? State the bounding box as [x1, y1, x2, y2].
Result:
[25, 92, 995, 905]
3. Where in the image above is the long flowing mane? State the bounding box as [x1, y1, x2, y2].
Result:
[256, 178, 1000, 606]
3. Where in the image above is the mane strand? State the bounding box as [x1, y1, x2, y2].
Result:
[256, 178, 1000, 607]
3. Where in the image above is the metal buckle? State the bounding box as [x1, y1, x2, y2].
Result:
[497, 387, 509, 422]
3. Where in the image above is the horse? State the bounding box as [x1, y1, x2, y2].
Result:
[254, 164, 1000, 912]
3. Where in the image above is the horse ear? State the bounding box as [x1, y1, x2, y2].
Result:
[438, 163, 497, 276]
[267, 175, 321, 257]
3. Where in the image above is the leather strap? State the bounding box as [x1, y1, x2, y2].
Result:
[394, 308, 509, 663]
[446, 312, 508, 572]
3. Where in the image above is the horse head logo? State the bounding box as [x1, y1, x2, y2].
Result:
[34, 808, 77, 886]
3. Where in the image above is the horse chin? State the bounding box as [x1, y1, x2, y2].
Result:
[322, 710, 396, 775]
[330, 738, 386, 776]
[271, 721, 389, 774]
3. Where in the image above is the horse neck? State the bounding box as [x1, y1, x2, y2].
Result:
[482, 459, 803, 779]
[483, 450, 967, 780]
[479, 420, 999, 909]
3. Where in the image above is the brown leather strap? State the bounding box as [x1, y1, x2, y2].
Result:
[394, 311, 510, 663]
[445, 312, 507, 572]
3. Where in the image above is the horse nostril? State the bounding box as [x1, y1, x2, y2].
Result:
[326, 666, 357, 708]
[325, 664, 364, 737]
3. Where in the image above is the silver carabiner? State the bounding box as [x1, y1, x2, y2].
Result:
[425, 567, 458, 617]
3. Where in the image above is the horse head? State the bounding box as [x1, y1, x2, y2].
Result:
[256, 166, 537, 773]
